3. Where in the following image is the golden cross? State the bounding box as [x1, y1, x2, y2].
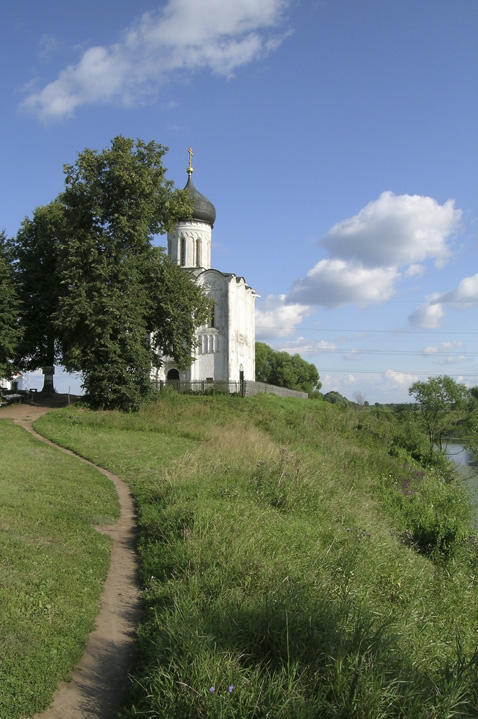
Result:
[187, 146, 194, 175]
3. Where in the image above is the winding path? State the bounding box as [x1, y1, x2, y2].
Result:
[0, 399, 143, 719]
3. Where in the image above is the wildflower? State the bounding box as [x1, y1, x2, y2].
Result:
[229, 685, 234, 693]
[209, 686, 215, 694]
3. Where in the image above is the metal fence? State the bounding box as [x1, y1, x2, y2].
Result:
[154, 379, 308, 400]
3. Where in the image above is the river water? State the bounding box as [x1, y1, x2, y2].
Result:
[444, 441, 478, 529]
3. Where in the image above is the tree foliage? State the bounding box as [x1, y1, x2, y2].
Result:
[0, 231, 22, 379]
[55, 136, 210, 410]
[255, 341, 321, 394]
[409, 375, 471, 458]
[147, 256, 212, 371]
[323, 390, 350, 406]
[12, 200, 65, 377]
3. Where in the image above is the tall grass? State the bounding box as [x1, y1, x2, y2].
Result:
[36, 394, 478, 718]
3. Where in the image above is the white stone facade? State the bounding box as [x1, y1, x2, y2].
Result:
[167, 220, 212, 271]
[0, 374, 24, 391]
[153, 170, 258, 386]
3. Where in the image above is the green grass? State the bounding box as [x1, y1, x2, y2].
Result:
[33, 393, 478, 718]
[0, 419, 119, 719]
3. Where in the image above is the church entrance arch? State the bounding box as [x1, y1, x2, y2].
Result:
[167, 369, 180, 381]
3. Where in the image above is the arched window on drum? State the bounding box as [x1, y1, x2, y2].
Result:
[209, 301, 215, 329]
[180, 236, 186, 267]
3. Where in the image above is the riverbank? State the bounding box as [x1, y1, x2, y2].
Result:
[445, 441, 478, 529]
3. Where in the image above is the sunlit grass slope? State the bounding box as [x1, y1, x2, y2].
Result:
[0, 420, 119, 719]
[36, 393, 478, 718]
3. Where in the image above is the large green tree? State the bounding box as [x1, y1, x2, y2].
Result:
[0, 231, 22, 380]
[56, 136, 210, 410]
[409, 375, 471, 458]
[255, 341, 321, 394]
[12, 200, 65, 391]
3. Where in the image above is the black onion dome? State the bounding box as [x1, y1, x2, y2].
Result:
[184, 175, 216, 227]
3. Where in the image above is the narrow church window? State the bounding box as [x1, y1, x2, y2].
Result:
[196, 239, 201, 267]
[209, 302, 215, 328]
[180, 236, 186, 266]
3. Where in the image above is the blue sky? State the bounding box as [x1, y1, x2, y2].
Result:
[2, 0, 477, 402]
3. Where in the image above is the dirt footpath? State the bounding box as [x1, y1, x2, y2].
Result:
[0, 398, 143, 719]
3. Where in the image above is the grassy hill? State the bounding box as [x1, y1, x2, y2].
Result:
[3, 392, 478, 717]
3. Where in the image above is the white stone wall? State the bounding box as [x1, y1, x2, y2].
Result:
[194, 269, 256, 383]
[0, 374, 24, 391]
[192, 270, 228, 381]
[168, 221, 212, 269]
[226, 275, 257, 382]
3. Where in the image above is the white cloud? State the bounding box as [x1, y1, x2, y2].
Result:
[255, 294, 313, 339]
[405, 264, 425, 277]
[385, 369, 419, 389]
[39, 34, 59, 59]
[422, 341, 467, 365]
[438, 355, 467, 365]
[344, 349, 362, 361]
[408, 302, 444, 328]
[275, 337, 337, 353]
[422, 340, 463, 355]
[320, 192, 461, 270]
[408, 273, 478, 328]
[323, 373, 359, 395]
[434, 273, 478, 308]
[21, 0, 290, 121]
[288, 258, 399, 308]
[285, 193, 463, 311]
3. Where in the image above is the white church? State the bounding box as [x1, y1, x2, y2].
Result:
[152, 150, 258, 389]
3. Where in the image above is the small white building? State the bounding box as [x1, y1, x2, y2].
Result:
[154, 151, 258, 387]
[0, 373, 24, 391]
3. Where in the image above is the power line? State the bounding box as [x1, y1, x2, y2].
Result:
[317, 368, 478, 377]
[256, 326, 478, 335]
[274, 347, 478, 357]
